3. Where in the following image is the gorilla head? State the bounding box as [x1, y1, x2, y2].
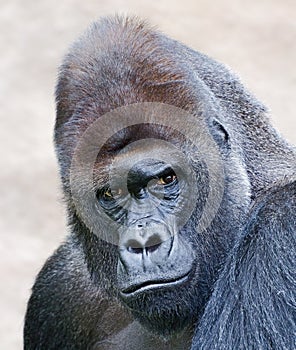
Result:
[54, 17, 251, 335]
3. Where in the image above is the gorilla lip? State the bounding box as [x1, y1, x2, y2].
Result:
[120, 270, 191, 296]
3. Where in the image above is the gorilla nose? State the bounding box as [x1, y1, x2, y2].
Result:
[126, 233, 163, 255]
[119, 220, 172, 260]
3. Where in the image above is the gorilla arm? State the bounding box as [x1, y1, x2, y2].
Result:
[24, 240, 135, 349]
[192, 181, 296, 350]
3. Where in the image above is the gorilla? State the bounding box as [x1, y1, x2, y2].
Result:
[24, 16, 296, 349]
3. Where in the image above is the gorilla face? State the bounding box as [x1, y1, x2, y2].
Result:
[67, 103, 249, 335]
[100, 162, 196, 328]
[95, 148, 202, 334]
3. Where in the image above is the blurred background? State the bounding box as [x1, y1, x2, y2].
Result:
[1, 0, 295, 348]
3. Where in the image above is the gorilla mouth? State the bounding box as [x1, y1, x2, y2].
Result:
[121, 271, 191, 296]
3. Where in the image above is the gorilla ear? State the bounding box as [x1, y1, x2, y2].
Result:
[209, 119, 230, 149]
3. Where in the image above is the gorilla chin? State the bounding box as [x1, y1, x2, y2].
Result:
[120, 269, 202, 336]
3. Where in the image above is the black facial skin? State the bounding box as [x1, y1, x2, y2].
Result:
[24, 16, 296, 350]
[98, 160, 195, 330]
[94, 146, 208, 334]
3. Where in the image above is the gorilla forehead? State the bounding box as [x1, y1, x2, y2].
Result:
[55, 19, 216, 134]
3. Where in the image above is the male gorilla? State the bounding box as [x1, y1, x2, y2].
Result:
[24, 16, 296, 349]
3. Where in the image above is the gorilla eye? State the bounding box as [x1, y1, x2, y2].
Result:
[101, 187, 122, 201]
[103, 188, 113, 200]
[157, 174, 177, 185]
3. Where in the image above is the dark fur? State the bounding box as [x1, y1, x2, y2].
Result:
[193, 181, 296, 349]
[24, 16, 296, 349]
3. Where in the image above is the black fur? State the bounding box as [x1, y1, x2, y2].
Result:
[193, 181, 296, 349]
[24, 16, 296, 349]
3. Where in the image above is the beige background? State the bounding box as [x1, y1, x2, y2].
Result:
[1, 1, 295, 348]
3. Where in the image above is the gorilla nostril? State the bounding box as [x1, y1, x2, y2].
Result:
[126, 239, 143, 254]
[128, 247, 143, 254]
[145, 242, 162, 254]
[145, 234, 163, 254]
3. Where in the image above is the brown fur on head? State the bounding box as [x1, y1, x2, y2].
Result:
[55, 15, 197, 133]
